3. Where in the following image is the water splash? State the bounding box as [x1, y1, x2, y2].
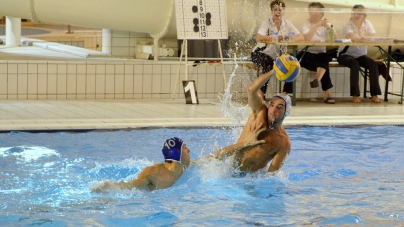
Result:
[219, 62, 247, 121]
[0, 146, 59, 162]
[218, 42, 249, 141]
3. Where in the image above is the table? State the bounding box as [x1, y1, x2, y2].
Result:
[261, 41, 404, 105]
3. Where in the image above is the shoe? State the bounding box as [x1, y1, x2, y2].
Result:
[310, 79, 319, 88]
[324, 97, 336, 104]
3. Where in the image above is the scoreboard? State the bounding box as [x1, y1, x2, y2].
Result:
[175, 0, 228, 39]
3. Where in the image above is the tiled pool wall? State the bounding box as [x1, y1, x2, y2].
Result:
[0, 60, 402, 101]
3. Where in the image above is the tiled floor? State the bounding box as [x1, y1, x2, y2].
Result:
[0, 97, 403, 131]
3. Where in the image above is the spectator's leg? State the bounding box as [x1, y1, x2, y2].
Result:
[356, 55, 381, 103]
[282, 82, 293, 94]
[319, 66, 335, 103]
[316, 53, 333, 89]
[337, 54, 361, 103]
[299, 52, 324, 88]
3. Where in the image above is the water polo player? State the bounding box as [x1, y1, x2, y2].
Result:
[222, 70, 292, 173]
[92, 137, 191, 192]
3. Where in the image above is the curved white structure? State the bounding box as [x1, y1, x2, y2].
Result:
[2, 0, 404, 41]
[0, 0, 176, 38]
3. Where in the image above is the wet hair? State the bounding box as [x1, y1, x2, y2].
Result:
[308, 2, 324, 9]
[270, 0, 286, 10]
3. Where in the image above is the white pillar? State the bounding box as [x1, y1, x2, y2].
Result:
[102, 29, 112, 54]
[153, 37, 159, 61]
[5, 17, 21, 47]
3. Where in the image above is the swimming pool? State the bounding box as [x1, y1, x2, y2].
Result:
[0, 126, 403, 226]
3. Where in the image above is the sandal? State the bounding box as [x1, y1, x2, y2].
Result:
[324, 97, 336, 104]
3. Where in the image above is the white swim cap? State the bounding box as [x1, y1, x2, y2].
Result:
[271, 93, 291, 119]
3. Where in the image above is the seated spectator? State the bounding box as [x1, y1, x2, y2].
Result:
[336, 4, 382, 103]
[283, 1, 337, 104]
[251, 0, 304, 99]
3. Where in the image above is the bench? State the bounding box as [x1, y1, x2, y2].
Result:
[328, 61, 372, 99]
[329, 59, 404, 104]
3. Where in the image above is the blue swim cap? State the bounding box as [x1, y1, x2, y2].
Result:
[162, 137, 184, 162]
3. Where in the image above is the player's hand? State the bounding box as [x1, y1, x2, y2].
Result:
[91, 181, 112, 193]
[242, 122, 266, 144]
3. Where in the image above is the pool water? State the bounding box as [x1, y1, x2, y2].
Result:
[0, 126, 403, 226]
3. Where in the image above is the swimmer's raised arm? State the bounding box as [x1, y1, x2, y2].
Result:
[248, 70, 274, 113]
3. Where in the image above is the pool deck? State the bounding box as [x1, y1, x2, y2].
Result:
[0, 97, 403, 131]
[0, 44, 403, 131]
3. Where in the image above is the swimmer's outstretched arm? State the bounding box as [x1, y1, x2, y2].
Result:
[91, 167, 154, 193]
[201, 122, 266, 161]
[205, 140, 265, 160]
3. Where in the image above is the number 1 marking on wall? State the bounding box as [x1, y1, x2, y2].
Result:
[183, 80, 199, 104]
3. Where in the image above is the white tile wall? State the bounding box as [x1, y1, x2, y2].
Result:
[0, 74, 7, 96]
[124, 74, 134, 99]
[114, 74, 124, 99]
[86, 74, 96, 99]
[8, 64, 17, 74]
[134, 73, 143, 95]
[17, 74, 28, 99]
[57, 73, 67, 99]
[8, 73, 18, 99]
[105, 74, 115, 99]
[0, 64, 7, 74]
[67, 73, 77, 99]
[37, 74, 47, 99]
[47, 74, 57, 99]
[0, 60, 402, 101]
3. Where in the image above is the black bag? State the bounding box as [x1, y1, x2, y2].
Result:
[392, 49, 404, 62]
[377, 61, 392, 81]
[326, 47, 338, 59]
[251, 20, 271, 66]
[250, 46, 273, 73]
[251, 45, 267, 65]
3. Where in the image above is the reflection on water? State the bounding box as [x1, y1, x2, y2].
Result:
[0, 126, 404, 226]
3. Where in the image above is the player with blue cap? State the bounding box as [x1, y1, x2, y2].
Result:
[92, 137, 191, 192]
[162, 137, 188, 173]
[162, 137, 184, 162]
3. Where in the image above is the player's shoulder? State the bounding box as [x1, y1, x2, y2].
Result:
[142, 163, 163, 174]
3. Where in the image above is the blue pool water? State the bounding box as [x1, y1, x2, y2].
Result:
[0, 126, 403, 226]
